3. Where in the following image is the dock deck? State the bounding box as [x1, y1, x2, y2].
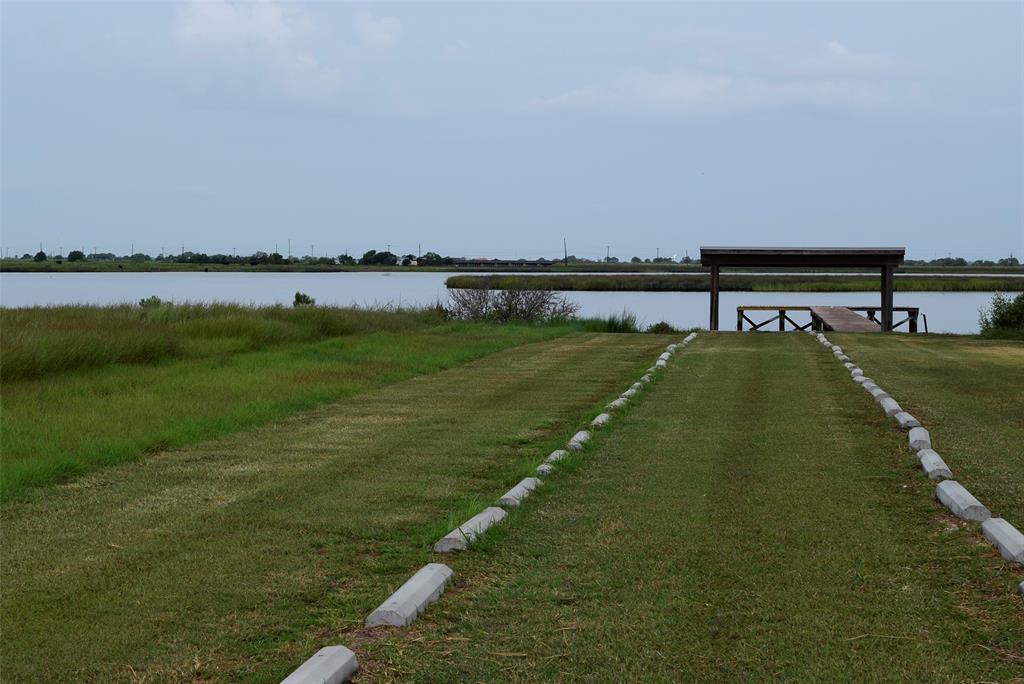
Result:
[808, 306, 881, 332]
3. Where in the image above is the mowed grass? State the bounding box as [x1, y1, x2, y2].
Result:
[0, 332, 671, 682]
[831, 332, 1024, 525]
[355, 334, 1024, 681]
[0, 304, 573, 499]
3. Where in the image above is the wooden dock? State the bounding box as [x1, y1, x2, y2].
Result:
[808, 306, 881, 332]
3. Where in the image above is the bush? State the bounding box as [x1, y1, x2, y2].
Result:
[139, 296, 163, 308]
[979, 292, 1024, 334]
[293, 291, 316, 308]
[446, 287, 578, 323]
[646, 321, 677, 334]
[33, 251, 47, 262]
[67, 250, 86, 262]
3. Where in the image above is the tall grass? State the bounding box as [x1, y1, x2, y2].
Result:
[0, 302, 445, 381]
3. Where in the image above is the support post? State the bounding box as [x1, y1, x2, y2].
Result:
[909, 309, 918, 333]
[881, 266, 894, 332]
[709, 265, 720, 331]
[736, 308, 743, 331]
[778, 310, 785, 331]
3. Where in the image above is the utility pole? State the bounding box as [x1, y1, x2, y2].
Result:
[310, 244, 314, 259]
[288, 239, 292, 260]
[131, 243, 134, 257]
[418, 243, 421, 258]
[181, 243, 184, 257]
[656, 247, 660, 260]
[563, 237, 568, 266]
[606, 245, 610, 262]
[387, 243, 391, 254]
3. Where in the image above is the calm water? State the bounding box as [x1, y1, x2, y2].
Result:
[0, 271, 998, 334]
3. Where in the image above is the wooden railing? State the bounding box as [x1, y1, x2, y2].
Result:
[737, 306, 922, 332]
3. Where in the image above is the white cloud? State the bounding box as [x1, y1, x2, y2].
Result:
[532, 40, 910, 116]
[353, 11, 403, 53]
[173, 2, 403, 99]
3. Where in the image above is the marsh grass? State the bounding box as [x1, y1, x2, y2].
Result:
[446, 274, 1024, 293]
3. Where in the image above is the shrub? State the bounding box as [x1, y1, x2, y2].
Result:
[446, 287, 578, 323]
[33, 251, 47, 262]
[67, 250, 86, 262]
[139, 296, 163, 308]
[646, 321, 677, 334]
[293, 291, 316, 308]
[979, 292, 1024, 334]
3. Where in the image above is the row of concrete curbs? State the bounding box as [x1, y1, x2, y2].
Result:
[281, 333, 698, 682]
[811, 331, 1024, 599]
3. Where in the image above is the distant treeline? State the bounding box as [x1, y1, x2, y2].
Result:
[8, 248, 1021, 269]
[445, 274, 1024, 293]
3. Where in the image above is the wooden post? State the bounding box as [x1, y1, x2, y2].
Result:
[736, 308, 743, 331]
[881, 266, 894, 332]
[909, 309, 918, 333]
[778, 309, 785, 331]
[709, 265, 720, 331]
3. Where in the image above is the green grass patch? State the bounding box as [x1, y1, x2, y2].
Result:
[0, 333, 669, 681]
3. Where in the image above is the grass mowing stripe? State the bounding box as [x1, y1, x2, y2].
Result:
[0, 333, 670, 682]
[353, 334, 1023, 681]
[0, 324, 572, 499]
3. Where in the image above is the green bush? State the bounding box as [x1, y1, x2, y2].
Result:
[979, 292, 1024, 335]
[646, 321, 677, 334]
[293, 291, 316, 307]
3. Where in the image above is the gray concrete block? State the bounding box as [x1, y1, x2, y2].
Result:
[936, 481, 991, 522]
[435, 507, 507, 553]
[640, 374, 653, 383]
[861, 381, 879, 393]
[630, 382, 643, 391]
[546, 449, 568, 464]
[893, 412, 921, 430]
[655, 359, 668, 369]
[280, 645, 359, 684]
[835, 354, 851, 363]
[365, 563, 453, 627]
[658, 352, 672, 361]
[850, 368, 864, 377]
[621, 388, 638, 399]
[607, 397, 628, 410]
[685, 332, 697, 342]
[497, 477, 542, 507]
[666, 344, 678, 352]
[917, 449, 952, 480]
[870, 387, 890, 402]
[852, 376, 870, 385]
[831, 345, 842, 353]
[842, 361, 855, 369]
[567, 430, 591, 450]
[908, 426, 931, 451]
[981, 518, 1024, 564]
[591, 413, 611, 428]
[879, 397, 902, 417]
[647, 366, 658, 374]
[536, 463, 554, 475]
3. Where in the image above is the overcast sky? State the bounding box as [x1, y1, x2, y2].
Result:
[2, 1, 1022, 261]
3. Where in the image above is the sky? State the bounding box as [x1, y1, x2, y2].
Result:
[2, 1, 1022, 262]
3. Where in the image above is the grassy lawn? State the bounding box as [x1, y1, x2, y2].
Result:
[0, 332, 670, 682]
[0, 305, 575, 499]
[831, 333, 1024, 525]
[353, 334, 1023, 681]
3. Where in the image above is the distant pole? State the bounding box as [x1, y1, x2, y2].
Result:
[387, 243, 391, 254]
[131, 242, 134, 256]
[418, 243, 421, 258]
[563, 237, 568, 265]
[606, 245, 610, 261]
[181, 243, 184, 256]
[310, 244, 314, 258]
[288, 239, 292, 260]
[656, 247, 660, 260]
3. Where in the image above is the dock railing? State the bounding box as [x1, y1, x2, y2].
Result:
[737, 306, 921, 332]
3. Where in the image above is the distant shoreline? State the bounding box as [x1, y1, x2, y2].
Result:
[3, 259, 1023, 277]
